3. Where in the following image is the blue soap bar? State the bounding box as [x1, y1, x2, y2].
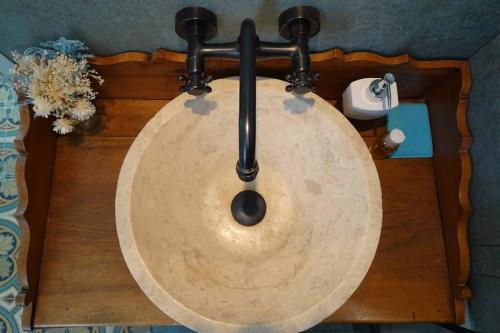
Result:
[385, 103, 433, 158]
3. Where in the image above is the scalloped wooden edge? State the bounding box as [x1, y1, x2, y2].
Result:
[90, 49, 186, 65]
[17, 48, 471, 327]
[89, 48, 471, 101]
[14, 99, 57, 331]
[14, 103, 34, 331]
[90, 47, 467, 72]
[456, 63, 473, 302]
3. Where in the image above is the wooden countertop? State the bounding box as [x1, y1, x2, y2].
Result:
[33, 100, 453, 327]
[17, 49, 471, 329]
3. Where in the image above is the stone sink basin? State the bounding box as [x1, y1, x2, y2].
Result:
[116, 78, 382, 332]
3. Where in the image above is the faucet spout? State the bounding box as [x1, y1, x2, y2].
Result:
[175, 6, 321, 226]
[236, 19, 258, 182]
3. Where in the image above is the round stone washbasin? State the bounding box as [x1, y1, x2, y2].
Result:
[116, 77, 382, 332]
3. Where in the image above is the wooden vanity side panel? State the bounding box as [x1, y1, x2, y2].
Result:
[425, 64, 472, 323]
[15, 105, 58, 330]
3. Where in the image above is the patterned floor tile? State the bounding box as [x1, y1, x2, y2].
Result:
[0, 298, 22, 333]
[0, 217, 20, 297]
[97, 328, 126, 333]
[0, 83, 19, 141]
[0, 143, 18, 215]
[0, 77, 21, 333]
[148, 326, 194, 333]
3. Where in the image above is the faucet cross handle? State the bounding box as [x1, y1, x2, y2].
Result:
[178, 74, 213, 96]
[285, 72, 320, 94]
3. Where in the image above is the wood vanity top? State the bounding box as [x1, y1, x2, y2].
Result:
[16, 49, 471, 329]
[33, 100, 453, 326]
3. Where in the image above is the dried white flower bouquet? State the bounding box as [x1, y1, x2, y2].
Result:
[10, 38, 103, 134]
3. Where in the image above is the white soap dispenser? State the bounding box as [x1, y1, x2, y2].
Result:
[342, 73, 399, 120]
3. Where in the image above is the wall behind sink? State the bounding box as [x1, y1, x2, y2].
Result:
[1, 0, 500, 59]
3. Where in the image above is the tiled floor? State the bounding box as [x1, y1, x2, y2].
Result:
[0, 81, 23, 332]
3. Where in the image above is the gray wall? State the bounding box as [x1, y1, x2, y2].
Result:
[1, 0, 500, 59]
[468, 32, 500, 332]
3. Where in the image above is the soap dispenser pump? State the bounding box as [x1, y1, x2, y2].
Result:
[342, 73, 399, 120]
[369, 73, 396, 108]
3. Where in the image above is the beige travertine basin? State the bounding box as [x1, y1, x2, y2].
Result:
[116, 77, 382, 333]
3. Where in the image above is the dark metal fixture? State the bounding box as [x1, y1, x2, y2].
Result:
[175, 6, 320, 226]
[230, 190, 267, 226]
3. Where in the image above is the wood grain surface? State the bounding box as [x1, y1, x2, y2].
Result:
[34, 122, 452, 327]
[15, 105, 58, 330]
[425, 64, 473, 322]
